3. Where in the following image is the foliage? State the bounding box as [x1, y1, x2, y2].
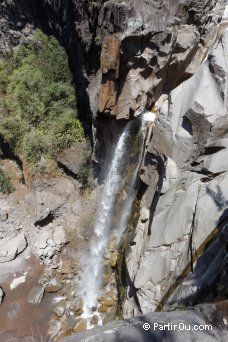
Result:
[0, 29, 84, 170]
[77, 141, 94, 188]
[0, 168, 14, 194]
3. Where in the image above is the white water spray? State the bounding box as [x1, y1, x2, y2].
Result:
[80, 111, 156, 320]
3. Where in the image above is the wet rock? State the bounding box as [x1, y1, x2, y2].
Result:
[0, 287, 4, 304]
[0, 209, 8, 221]
[74, 297, 83, 315]
[27, 287, 44, 304]
[103, 262, 112, 275]
[98, 294, 116, 307]
[91, 314, 99, 325]
[45, 278, 61, 293]
[53, 299, 66, 317]
[110, 252, 117, 267]
[108, 237, 117, 252]
[61, 303, 228, 342]
[102, 272, 112, 287]
[0, 232, 27, 263]
[48, 320, 62, 339]
[102, 311, 116, 325]
[73, 318, 87, 333]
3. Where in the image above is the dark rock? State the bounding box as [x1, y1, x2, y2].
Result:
[57, 141, 88, 177]
[61, 303, 228, 342]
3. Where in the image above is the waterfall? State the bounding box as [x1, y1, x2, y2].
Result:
[80, 111, 155, 320]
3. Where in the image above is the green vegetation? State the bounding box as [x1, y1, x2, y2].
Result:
[77, 142, 94, 187]
[0, 168, 14, 194]
[0, 29, 84, 172]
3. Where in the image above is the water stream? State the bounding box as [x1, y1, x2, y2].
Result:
[80, 111, 156, 322]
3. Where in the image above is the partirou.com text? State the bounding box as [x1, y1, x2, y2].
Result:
[142, 322, 213, 331]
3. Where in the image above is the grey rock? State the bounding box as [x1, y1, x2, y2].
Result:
[35, 178, 76, 223]
[53, 226, 69, 246]
[57, 141, 88, 177]
[45, 278, 61, 293]
[43, 246, 56, 259]
[122, 25, 228, 316]
[0, 233, 27, 263]
[53, 299, 66, 317]
[27, 287, 44, 305]
[61, 303, 228, 342]
[140, 208, 149, 223]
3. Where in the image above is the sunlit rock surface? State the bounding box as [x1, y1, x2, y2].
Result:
[122, 25, 228, 316]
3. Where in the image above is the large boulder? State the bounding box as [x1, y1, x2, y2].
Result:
[0, 232, 27, 263]
[61, 303, 228, 342]
[57, 141, 89, 178]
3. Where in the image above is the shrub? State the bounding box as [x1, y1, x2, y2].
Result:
[77, 142, 94, 187]
[0, 29, 85, 172]
[0, 168, 14, 194]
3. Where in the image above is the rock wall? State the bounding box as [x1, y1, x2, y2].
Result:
[1, 0, 228, 336]
[95, 0, 225, 120]
[121, 14, 228, 317]
[61, 302, 228, 342]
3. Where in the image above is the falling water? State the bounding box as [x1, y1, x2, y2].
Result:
[80, 111, 156, 320]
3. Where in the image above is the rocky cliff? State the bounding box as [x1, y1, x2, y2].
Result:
[120, 2, 228, 317]
[1, 0, 228, 340]
[95, 0, 225, 119]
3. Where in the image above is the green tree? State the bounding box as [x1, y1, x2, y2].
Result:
[0, 29, 84, 170]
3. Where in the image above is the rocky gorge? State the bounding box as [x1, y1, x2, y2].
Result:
[0, 0, 228, 341]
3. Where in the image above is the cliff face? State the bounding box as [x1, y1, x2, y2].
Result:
[121, 7, 228, 316]
[95, 0, 225, 119]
